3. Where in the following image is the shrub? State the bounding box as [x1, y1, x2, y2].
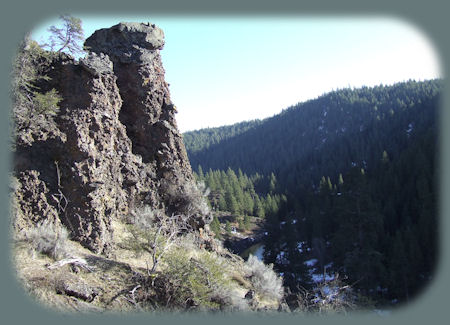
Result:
[245, 255, 283, 301]
[291, 276, 368, 315]
[25, 219, 70, 260]
[162, 180, 211, 218]
[11, 37, 62, 145]
[126, 204, 162, 230]
[121, 207, 189, 274]
[153, 244, 248, 311]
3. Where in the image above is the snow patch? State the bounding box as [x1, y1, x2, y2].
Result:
[406, 123, 414, 137]
[276, 251, 288, 265]
[297, 241, 306, 253]
[304, 259, 318, 267]
[311, 273, 335, 283]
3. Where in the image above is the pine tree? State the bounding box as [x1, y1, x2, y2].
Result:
[225, 221, 232, 234]
[210, 216, 222, 239]
[382, 150, 390, 164]
[225, 190, 239, 215]
[197, 165, 204, 180]
[338, 173, 344, 185]
[269, 172, 277, 193]
[12, 37, 62, 143]
[218, 194, 227, 212]
[254, 196, 265, 219]
[44, 14, 85, 55]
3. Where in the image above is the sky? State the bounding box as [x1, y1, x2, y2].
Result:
[32, 15, 442, 132]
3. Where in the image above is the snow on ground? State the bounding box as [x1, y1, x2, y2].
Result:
[297, 241, 306, 253]
[276, 251, 288, 265]
[406, 122, 414, 137]
[304, 258, 318, 267]
[311, 272, 335, 283]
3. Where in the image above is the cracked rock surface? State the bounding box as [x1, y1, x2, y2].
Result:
[13, 22, 204, 254]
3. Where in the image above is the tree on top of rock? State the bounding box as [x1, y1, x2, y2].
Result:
[43, 14, 85, 56]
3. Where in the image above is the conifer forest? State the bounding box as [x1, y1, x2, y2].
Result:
[184, 79, 441, 307]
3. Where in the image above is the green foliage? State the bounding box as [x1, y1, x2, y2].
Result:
[186, 80, 440, 305]
[381, 150, 390, 164]
[11, 37, 62, 141]
[184, 79, 441, 192]
[225, 221, 232, 234]
[32, 88, 61, 116]
[183, 120, 262, 155]
[44, 14, 85, 55]
[209, 216, 222, 239]
[160, 247, 234, 310]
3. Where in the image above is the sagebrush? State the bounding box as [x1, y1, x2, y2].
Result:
[24, 219, 70, 260]
[245, 254, 284, 301]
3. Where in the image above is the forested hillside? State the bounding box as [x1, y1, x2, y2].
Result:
[185, 80, 440, 189]
[184, 79, 442, 307]
[183, 120, 261, 154]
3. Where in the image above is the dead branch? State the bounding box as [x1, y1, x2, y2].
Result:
[128, 284, 142, 310]
[46, 257, 94, 272]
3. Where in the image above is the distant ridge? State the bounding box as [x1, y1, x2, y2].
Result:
[183, 79, 441, 190]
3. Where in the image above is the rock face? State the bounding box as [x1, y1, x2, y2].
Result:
[13, 23, 207, 254]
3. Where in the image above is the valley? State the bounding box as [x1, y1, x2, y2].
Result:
[184, 79, 441, 307]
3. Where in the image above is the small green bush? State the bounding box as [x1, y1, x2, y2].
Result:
[161, 248, 229, 309]
[153, 242, 251, 312]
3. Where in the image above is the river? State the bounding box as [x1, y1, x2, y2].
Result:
[240, 243, 265, 260]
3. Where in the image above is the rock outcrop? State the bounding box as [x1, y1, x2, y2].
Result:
[13, 22, 208, 254]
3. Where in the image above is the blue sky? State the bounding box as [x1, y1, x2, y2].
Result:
[32, 15, 442, 132]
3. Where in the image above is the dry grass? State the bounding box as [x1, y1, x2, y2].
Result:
[13, 229, 139, 313]
[12, 216, 285, 313]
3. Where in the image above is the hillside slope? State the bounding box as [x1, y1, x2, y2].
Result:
[183, 79, 442, 306]
[184, 80, 441, 191]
